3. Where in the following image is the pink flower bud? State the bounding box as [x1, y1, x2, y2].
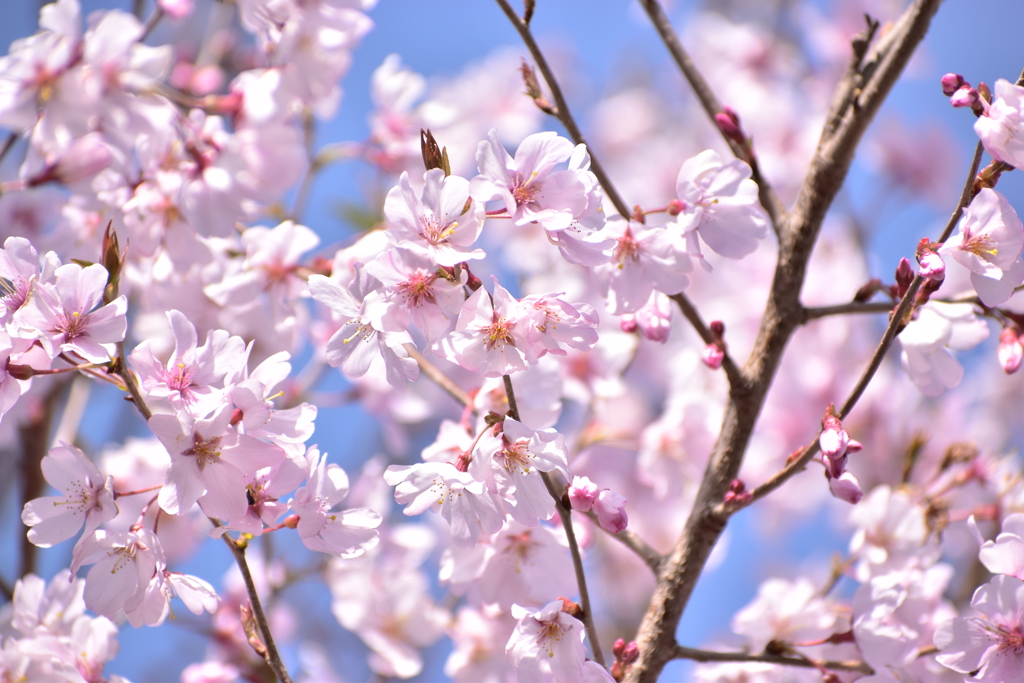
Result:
[632, 293, 672, 343]
[950, 85, 979, 109]
[620, 314, 639, 333]
[917, 250, 945, 282]
[894, 257, 914, 298]
[667, 199, 685, 216]
[998, 327, 1024, 374]
[714, 108, 744, 145]
[702, 343, 724, 369]
[941, 73, 966, 97]
[594, 489, 628, 533]
[709, 320, 725, 339]
[827, 471, 863, 505]
[568, 475, 599, 512]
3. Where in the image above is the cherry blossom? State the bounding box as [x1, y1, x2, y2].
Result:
[938, 188, 1024, 306]
[289, 447, 381, 558]
[506, 600, 590, 683]
[934, 575, 1024, 681]
[442, 282, 535, 377]
[975, 78, 1024, 168]
[21, 441, 116, 548]
[898, 302, 991, 397]
[673, 149, 769, 264]
[70, 527, 166, 620]
[13, 262, 127, 363]
[384, 168, 486, 266]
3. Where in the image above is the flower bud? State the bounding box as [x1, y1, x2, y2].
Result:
[701, 343, 724, 370]
[827, 471, 863, 505]
[917, 249, 945, 282]
[998, 326, 1024, 374]
[714, 107, 745, 146]
[568, 475, 600, 512]
[894, 257, 914, 299]
[940, 73, 965, 97]
[666, 199, 685, 216]
[950, 85, 979, 109]
[594, 489, 628, 533]
[159, 0, 194, 19]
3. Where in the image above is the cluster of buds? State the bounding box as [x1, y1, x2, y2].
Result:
[568, 475, 629, 534]
[723, 478, 753, 510]
[998, 324, 1024, 374]
[610, 638, 640, 681]
[701, 320, 727, 370]
[942, 73, 987, 116]
[820, 405, 864, 504]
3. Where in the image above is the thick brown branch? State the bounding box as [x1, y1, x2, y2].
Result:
[636, 0, 786, 233]
[673, 645, 873, 675]
[624, 2, 942, 681]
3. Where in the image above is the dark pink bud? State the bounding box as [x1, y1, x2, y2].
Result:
[709, 320, 725, 339]
[620, 314, 639, 334]
[702, 343, 724, 370]
[714, 108, 744, 145]
[667, 199, 685, 216]
[622, 641, 639, 664]
[894, 258, 914, 298]
[940, 73, 966, 97]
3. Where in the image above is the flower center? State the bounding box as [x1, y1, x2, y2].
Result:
[482, 316, 515, 351]
[184, 433, 223, 467]
[397, 272, 436, 308]
[56, 309, 87, 341]
[614, 228, 641, 267]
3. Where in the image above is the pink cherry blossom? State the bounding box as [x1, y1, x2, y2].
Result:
[934, 575, 1024, 681]
[21, 442, 116, 548]
[290, 447, 381, 558]
[471, 129, 589, 233]
[308, 273, 420, 389]
[975, 78, 1024, 168]
[674, 149, 769, 262]
[592, 217, 692, 315]
[384, 169, 485, 267]
[70, 527, 166, 620]
[442, 282, 535, 377]
[13, 263, 127, 363]
[620, 292, 672, 343]
[973, 513, 1024, 580]
[938, 188, 1024, 306]
[507, 600, 589, 683]
[898, 302, 990, 397]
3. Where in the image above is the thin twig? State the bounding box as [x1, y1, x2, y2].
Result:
[673, 645, 873, 675]
[140, 6, 164, 42]
[0, 132, 18, 167]
[801, 301, 895, 321]
[404, 344, 470, 407]
[582, 509, 662, 573]
[116, 342, 153, 421]
[503, 375, 603, 666]
[221, 535, 294, 683]
[635, 0, 786, 233]
[669, 293, 743, 387]
[0, 574, 13, 600]
[493, 0, 629, 218]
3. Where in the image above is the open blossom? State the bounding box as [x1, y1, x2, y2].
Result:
[290, 447, 381, 558]
[674, 149, 769, 267]
[385, 168, 485, 266]
[471, 129, 589, 233]
[934, 575, 1024, 681]
[151, 405, 287, 522]
[898, 302, 990, 397]
[442, 281, 535, 377]
[519, 293, 599, 358]
[21, 442, 116, 548]
[130, 310, 247, 417]
[975, 78, 1024, 168]
[384, 460, 506, 548]
[13, 263, 127, 363]
[938, 188, 1024, 306]
[972, 513, 1024, 580]
[308, 273, 420, 389]
[478, 418, 570, 527]
[592, 216, 692, 315]
[507, 600, 590, 683]
[70, 527, 166, 620]
[731, 577, 837, 652]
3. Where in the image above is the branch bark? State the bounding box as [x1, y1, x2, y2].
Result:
[673, 645, 873, 675]
[624, 1, 942, 680]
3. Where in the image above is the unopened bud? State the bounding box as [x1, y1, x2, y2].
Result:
[723, 478, 752, 508]
[230, 407, 244, 425]
[620, 314, 639, 334]
[950, 86, 979, 109]
[420, 128, 451, 176]
[6, 363, 35, 380]
[558, 598, 583, 620]
[998, 326, 1024, 374]
[714, 107, 744, 146]
[283, 514, 299, 529]
[915, 239, 945, 282]
[666, 199, 685, 216]
[159, 0, 194, 19]
[709, 320, 725, 340]
[940, 73, 965, 97]
[520, 60, 556, 115]
[827, 471, 863, 505]
[853, 278, 882, 303]
[894, 257, 914, 299]
[701, 343, 724, 370]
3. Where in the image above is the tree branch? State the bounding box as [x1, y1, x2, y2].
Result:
[670, 293, 743, 387]
[801, 301, 895, 322]
[583, 509, 663, 573]
[635, 0, 786, 234]
[404, 344, 471, 407]
[222, 535, 294, 683]
[624, 2, 942, 680]
[673, 645, 873, 675]
[503, 375, 604, 665]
